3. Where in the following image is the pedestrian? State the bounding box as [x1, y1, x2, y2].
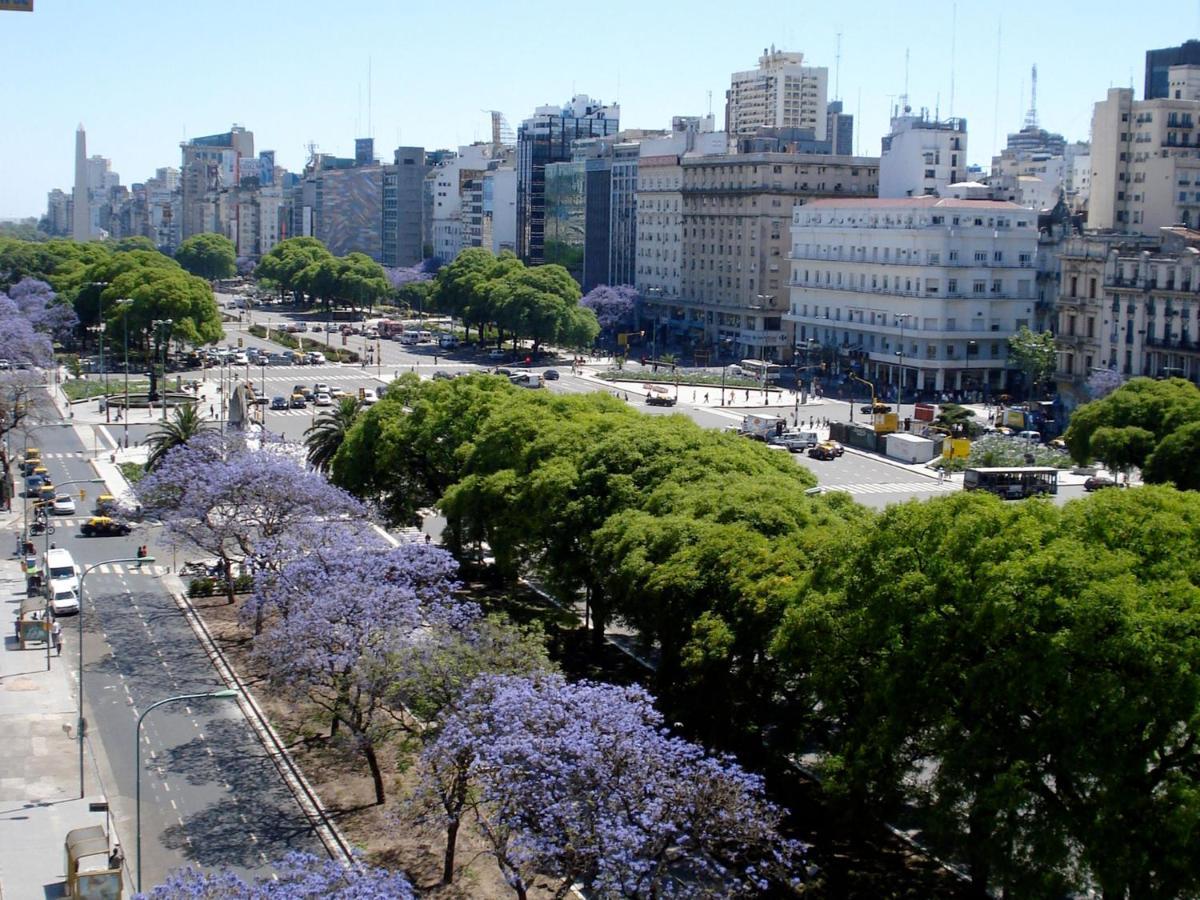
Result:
[745, 389, 750, 402]
[424, 533, 432, 544]
[938, 468, 945, 485]
[703, 392, 709, 404]
[209, 404, 215, 417]
[52, 620, 62, 656]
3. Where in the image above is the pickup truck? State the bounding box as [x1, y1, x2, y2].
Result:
[643, 384, 676, 406]
[772, 430, 820, 452]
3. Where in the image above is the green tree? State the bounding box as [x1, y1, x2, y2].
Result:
[255, 237, 333, 303]
[335, 252, 390, 313]
[1064, 376, 1200, 465]
[304, 395, 361, 473]
[1089, 425, 1156, 477]
[175, 233, 236, 281]
[111, 236, 159, 253]
[1144, 419, 1200, 489]
[493, 263, 581, 352]
[1007, 326, 1057, 399]
[557, 300, 600, 351]
[145, 404, 212, 470]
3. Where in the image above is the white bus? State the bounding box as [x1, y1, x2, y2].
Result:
[963, 467, 1059, 500]
[738, 359, 782, 384]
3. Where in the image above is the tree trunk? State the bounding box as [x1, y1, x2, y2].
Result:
[222, 558, 236, 605]
[513, 885, 528, 900]
[442, 818, 459, 884]
[363, 740, 386, 805]
[329, 714, 340, 738]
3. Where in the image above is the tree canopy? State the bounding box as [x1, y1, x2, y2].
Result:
[175, 232, 237, 281]
[1007, 326, 1057, 398]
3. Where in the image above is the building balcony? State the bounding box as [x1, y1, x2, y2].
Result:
[1145, 336, 1200, 352]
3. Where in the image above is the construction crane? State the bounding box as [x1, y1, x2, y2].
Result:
[482, 110, 515, 148]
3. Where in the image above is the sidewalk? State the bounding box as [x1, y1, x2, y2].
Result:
[0, 509, 128, 899]
[573, 365, 829, 412]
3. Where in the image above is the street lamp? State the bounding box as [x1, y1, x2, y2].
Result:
[77, 554, 156, 798]
[135, 689, 239, 890]
[895, 313, 913, 425]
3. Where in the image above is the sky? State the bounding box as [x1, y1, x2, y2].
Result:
[1, 0, 1196, 219]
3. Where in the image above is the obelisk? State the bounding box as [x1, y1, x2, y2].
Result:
[72, 124, 89, 241]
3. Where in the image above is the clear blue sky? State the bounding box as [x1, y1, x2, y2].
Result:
[1, 0, 1194, 219]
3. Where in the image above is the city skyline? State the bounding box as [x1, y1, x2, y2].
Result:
[0, 0, 1193, 219]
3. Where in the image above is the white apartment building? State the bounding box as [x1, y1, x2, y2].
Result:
[785, 197, 1039, 397]
[879, 109, 968, 199]
[430, 143, 495, 261]
[635, 122, 725, 302]
[726, 47, 828, 144]
[1089, 78, 1200, 233]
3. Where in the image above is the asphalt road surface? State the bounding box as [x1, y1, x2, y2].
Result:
[24, 399, 325, 888]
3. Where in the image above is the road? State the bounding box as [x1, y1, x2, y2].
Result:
[24, 399, 325, 889]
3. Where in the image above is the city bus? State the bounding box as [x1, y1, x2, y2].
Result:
[738, 359, 782, 384]
[963, 466, 1059, 500]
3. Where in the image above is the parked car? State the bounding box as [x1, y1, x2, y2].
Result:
[270, 396, 289, 410]
[80, 516, 132, 537]
[543, 369, 560, 380]
[1016, 430, 1042, 443]
[1084, 475, 1118, 491]
[488, 349, 507, 360]
[47, 583, 80, 616]
[51, 494, 76, 516]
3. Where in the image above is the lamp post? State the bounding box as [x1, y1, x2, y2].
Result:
[77, 554, 155, 798]
[895, 313, 913, 424]
[150, 319, 173, 421]
[136, 689, 238, 890]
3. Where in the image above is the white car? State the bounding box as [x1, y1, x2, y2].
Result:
[51, 494, 76, 516]
[48, 583, 80, 616]
[314, 392, 333, 407]
[233, 352, 249, 365]
[328, 386, 345, 398]
[360, 393, 378, 406]
[313, 382, 330, 394]
[307, 352, 327, 365]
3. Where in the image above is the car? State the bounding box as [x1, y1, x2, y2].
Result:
[328, 386, 345, 398]
[1016, 430, 1042, 443]
[51, 494, 76, 516]
[47, 584, 80, 616]
[307, 352, 327, 365]
[80, 516, 132, 537]
[1084, 475, 1118, 492]
[314, 392, 333, 406]
[824, 440, 845, 457]
[808, 441, 841, 460]
[432, 370, 454, 381]
[233, 352, 249, 366]
[493, 367, 513, 377]
[488, 348, 507, 360]
[360, 393, 378, 406]
[543, 369, 560, 380]
[313, 382, 330, 393]
[860, 403, 893, 414]
[269, 396, 289, 410]
[289, 393, 307, 409]
[1048, 437, 1068, 452]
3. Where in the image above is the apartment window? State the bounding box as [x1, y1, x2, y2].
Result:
[973, 280, 986, 294]
[1070, 276, 1078, 297]
[993, 251, 1003, 263]
[974, 251, 987, 263]
[947, 278, 958, 294]
[949, 250, 959, 262]
[1089, 278, 1097, 299]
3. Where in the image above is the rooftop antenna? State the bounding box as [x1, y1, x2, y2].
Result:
[949, 1, 957, 117]
[368, 57, 373, 139]
[835, 31, 842, 100]
[1024, 64, 1039, 129]
[901, 47, 910, 113]
[707, 89, 712, 116]
[855, 87, 861, 156]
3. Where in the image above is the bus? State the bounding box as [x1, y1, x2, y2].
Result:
[377, 319, 405, 340]
[963, 466, 1059, 500]
[738, 359, 782, 384]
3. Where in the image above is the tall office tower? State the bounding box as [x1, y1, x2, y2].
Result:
[516, 95, 619, 264]
[725, 47, 829, 145]
[1145, 40, 1200, 99]
[72, 124, 89, 241]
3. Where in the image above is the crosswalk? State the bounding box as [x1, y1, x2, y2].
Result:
[26, 452, 90, 460]
[822, 481, 961, 496]
[89, 563, 169, 577]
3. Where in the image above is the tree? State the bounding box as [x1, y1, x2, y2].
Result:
[335, 252, 390, 313]
[175, 233, 236, 281]
[255, 237, 332, 303]
[1144, 419, 1200, 489]
[304, 395, 361, 472]
[141, 850, 415, 899]
[580, 283, 637, 332]
[421, 674, 803, 899]
[252, 538, 468, 803]
[1064, 376, 1200, 466]
[136, 434, 364, 603]
[144, 403, 212, 470]
[1007, 326, 1057, 398]
[1089, 424, 1156, 478]
[0, 293, 54, 366]
[493, 263, 581, 352]
[8, 278, 78, 345]
[557, 302, 600, 351]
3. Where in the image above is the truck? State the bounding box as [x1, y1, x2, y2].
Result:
[738, 413, 787, 441]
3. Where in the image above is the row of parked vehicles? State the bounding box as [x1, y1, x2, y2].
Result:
[187, 346, 327, 369]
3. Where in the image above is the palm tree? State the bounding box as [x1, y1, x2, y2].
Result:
[145, 403, 211, 470]
[305, 395, 361, 472]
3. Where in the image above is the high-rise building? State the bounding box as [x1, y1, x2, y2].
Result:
[1145, 40, 1200, 99]
[879, 108, 967, 198]
[72, 124, 89, 241]
[516, 95, 619, 265]
[1088, 86, 1200, 233]
[483, 166, 518, 254]
[785, 196, 1039, 395]
[383, 147, 428, 267]
[44, 189, 70, 237]
[725, 47, 829, 145]
[826, 101, 854, 156]
[179, 126, 254, 239]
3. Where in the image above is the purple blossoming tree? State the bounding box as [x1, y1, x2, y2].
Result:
[420, 673, 803, 898]
[0, 294, 54, 367]
[252, 539, 470, 804]
[580, 284, 638, 332]
[137, 850, 415, 899]
[135, 433, 364, 603]
[8, 277, 79, 344]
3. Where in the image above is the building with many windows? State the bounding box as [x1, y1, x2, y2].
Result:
[516, 95, 619, 265]
[644, 152, 877, 362]
[879, 109, 967, 199]
[1088, 84, 1200, 232]
[785, 196, 1039, 397]
[725, 47, 828, 146]
[1055, 228, 1200, 406]
[179, 126, 254, 239]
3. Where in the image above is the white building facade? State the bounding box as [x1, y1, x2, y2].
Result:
[879, 110, 968, 199]
[726, 47, 828, 145]
[785, 196, 1039, 397]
